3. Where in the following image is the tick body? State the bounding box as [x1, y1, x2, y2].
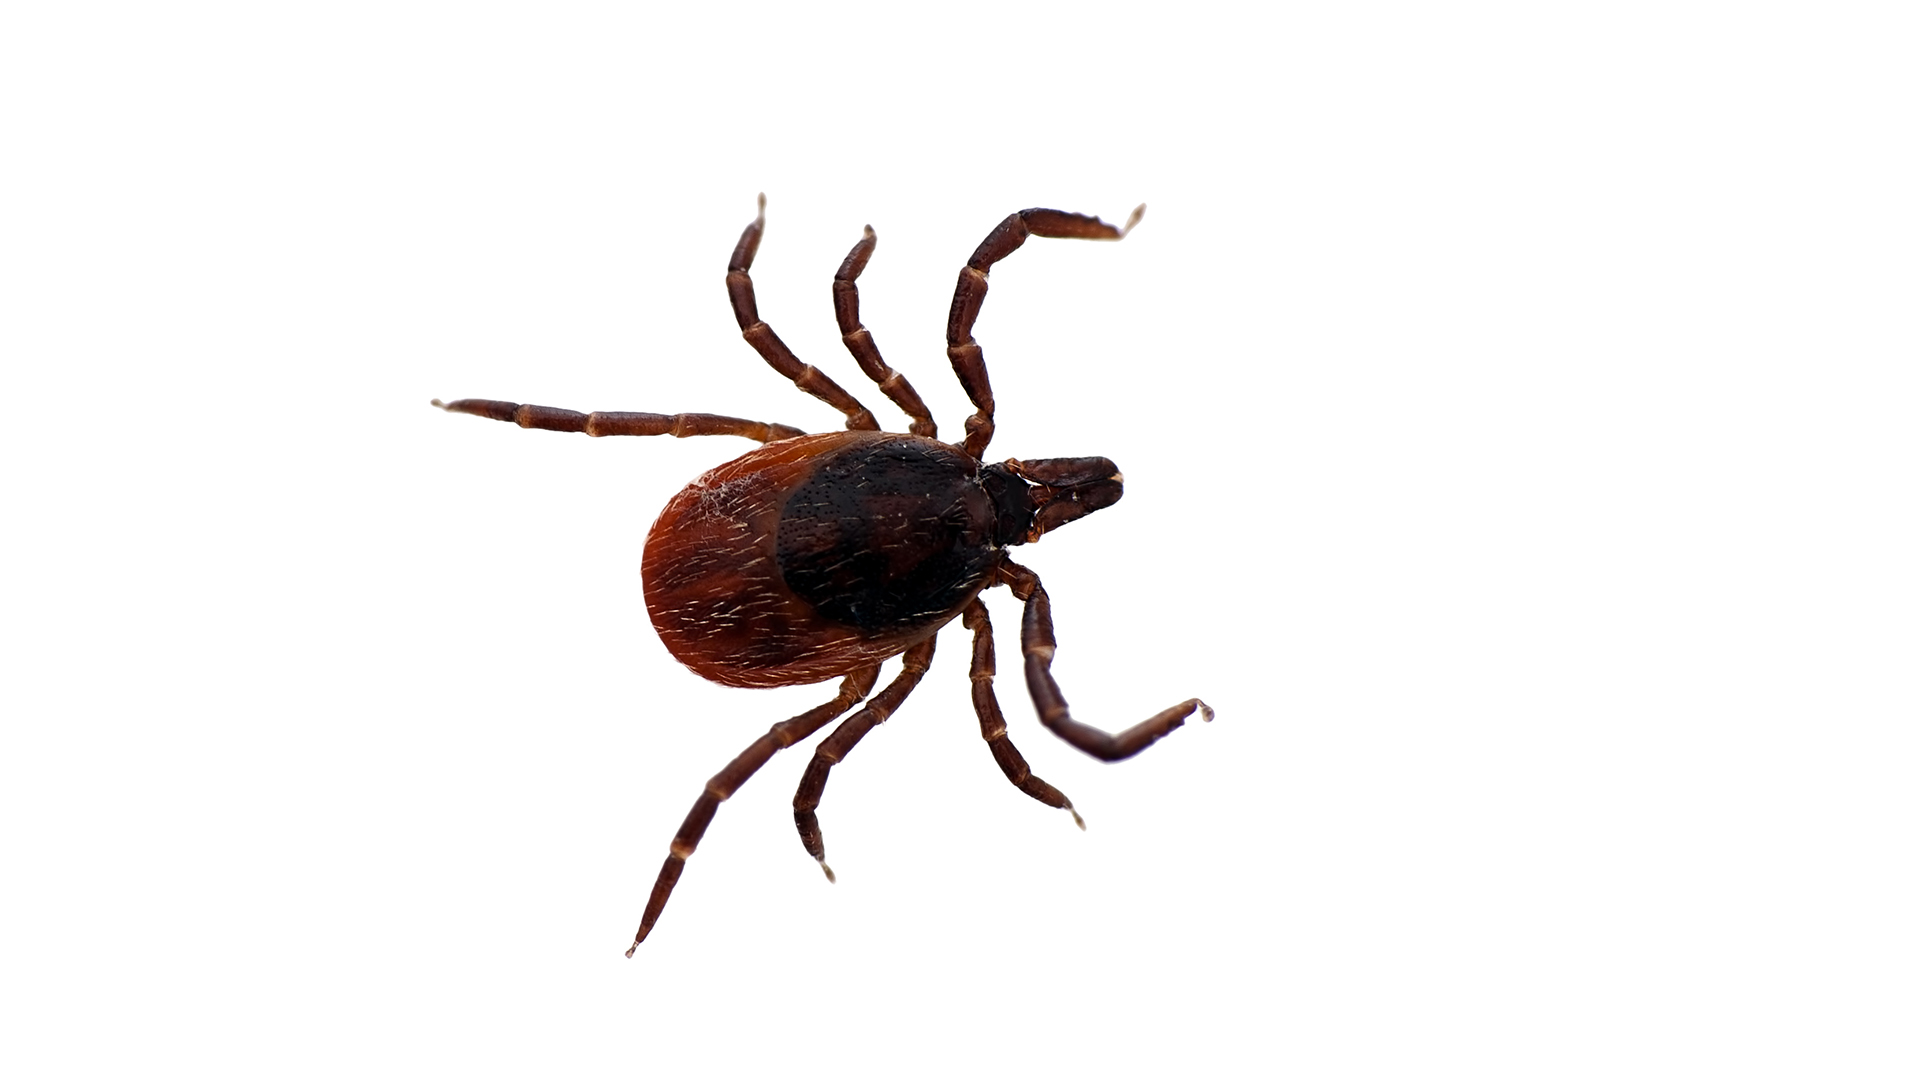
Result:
[435, 197, 1210, 955]
[645, 431, 1005, 687]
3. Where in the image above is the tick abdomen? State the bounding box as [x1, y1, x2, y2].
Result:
[642, 431, 999, 687]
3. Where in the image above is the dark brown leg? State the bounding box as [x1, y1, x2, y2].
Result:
[791, 637, 937, 881]
[433, 398, 804, 442]
[999, 561, 1211, 761]
[963, 598, 1082, 827]
[627, 666, 880, 956]
[727, 195, 880, 431]
[946, 204, 1145, 459]
[833, 225, 938, 438]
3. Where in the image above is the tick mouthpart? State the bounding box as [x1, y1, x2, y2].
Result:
[980, 456, 1121, 546]
[1026, 475, 1123, 541]
[1007, 455, 1120, 489]
[989, 455, 1124, 544]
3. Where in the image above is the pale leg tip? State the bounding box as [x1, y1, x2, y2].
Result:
[1068, 805, 1086, 830]
[1195, 699, 1215, 723]
[819, 860, 836, 884]
[624, 943, 639, 959]
[430, 398, 447, 409]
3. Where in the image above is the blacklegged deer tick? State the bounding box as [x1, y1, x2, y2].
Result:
[434, 196, 1211, 955]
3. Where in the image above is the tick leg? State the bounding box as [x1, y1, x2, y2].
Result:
[627, 666, 880, 957]
[947, 204, 1145, 459]
[791, 637, 937, 881]
[727, 195, 881, 431]
[833, 225, 937, 438]
[998, 561, 1211, 761]
[963, 598, 1082, 827]
[433, 398, 805, 442]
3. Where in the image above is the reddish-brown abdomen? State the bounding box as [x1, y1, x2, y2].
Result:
[642, 431, 1002, 688]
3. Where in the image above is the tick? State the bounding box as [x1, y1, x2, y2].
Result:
[434, 197, 1211, 955]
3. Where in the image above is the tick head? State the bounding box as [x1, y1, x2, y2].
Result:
[981, 456, 1124, 546]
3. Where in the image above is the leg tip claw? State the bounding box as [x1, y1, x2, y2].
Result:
[1067, 805, 1086, 830]
[1194, 699, 1215, 723]
[819, 860, 836, 884]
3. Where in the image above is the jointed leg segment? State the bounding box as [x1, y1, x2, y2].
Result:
[946, 205, 1145, 459]
[791, 637, 937, 881]
[834, 226, 938, 438]
[433, 398, 804, 442]
[728, 195, 882, 431]
[627, 666, 881, 956]
[999, 561, 1211, 761]
[963, 598, 1082, 827]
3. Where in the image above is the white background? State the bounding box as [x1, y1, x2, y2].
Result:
[5, 3, 1916, 1076]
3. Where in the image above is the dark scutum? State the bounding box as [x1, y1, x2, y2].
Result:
[777, 438, 1001, 633]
